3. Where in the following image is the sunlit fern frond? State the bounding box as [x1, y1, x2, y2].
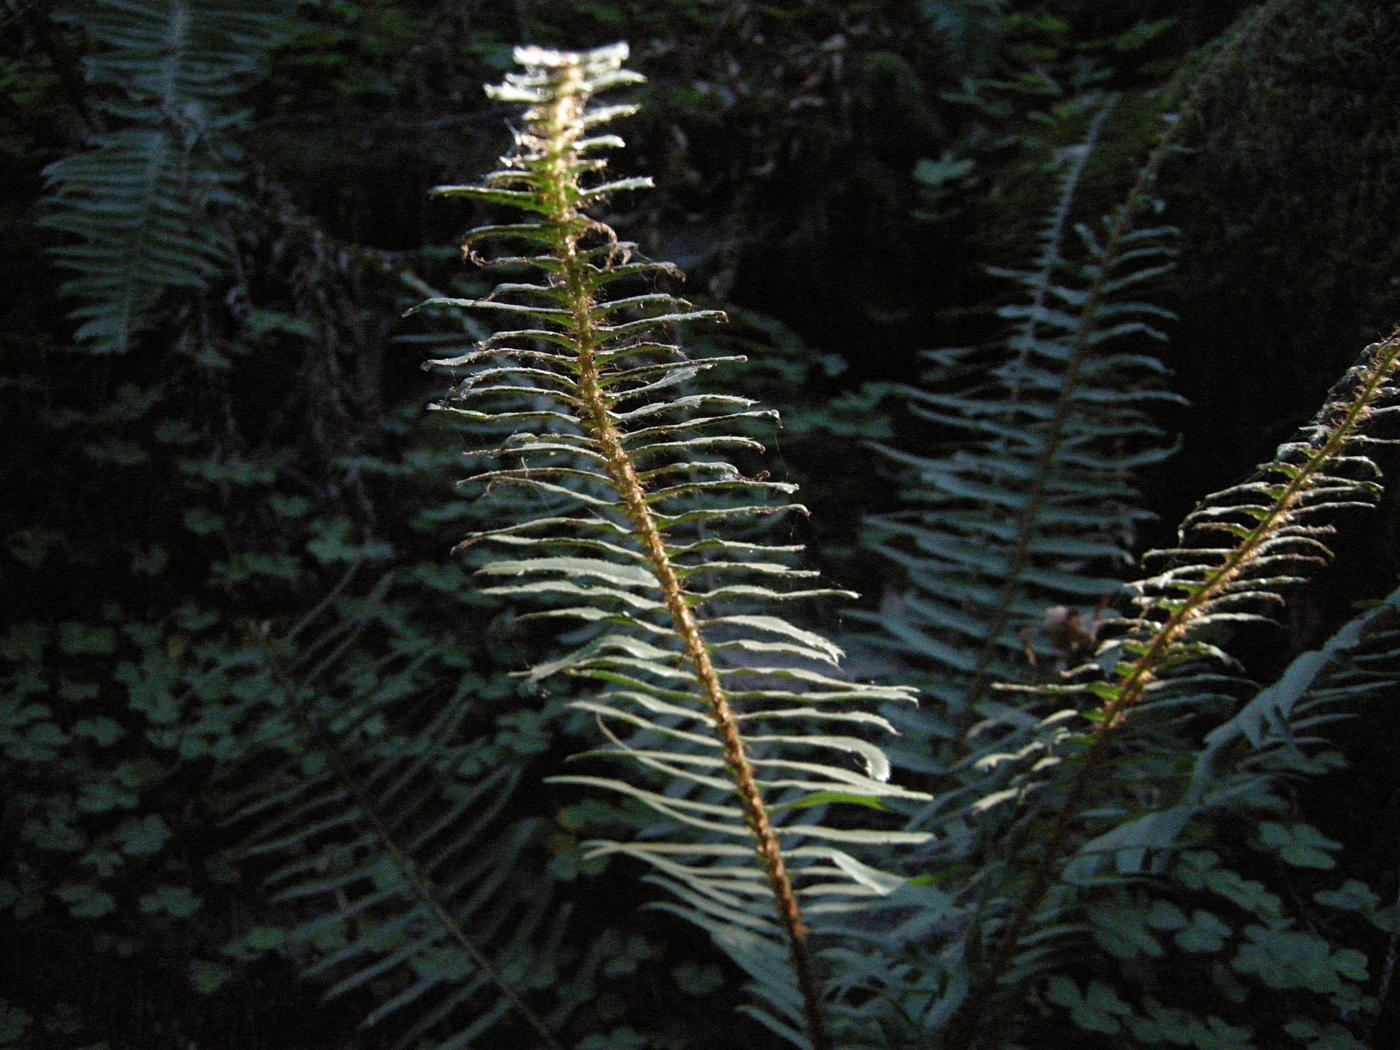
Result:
[40, 0, 294, 353]
[1112, 332, 1400, 702]
[413, 43, 925, 1050]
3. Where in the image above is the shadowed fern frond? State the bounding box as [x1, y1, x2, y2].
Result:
[863, 1, 1299, 761]
[413, 43, 925, 1050]
[227, 571, 566, 1050]
[40, 0, 293, 353]
[862, 91, 1180, 747]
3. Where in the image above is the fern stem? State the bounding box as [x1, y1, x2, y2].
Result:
[538, 59, 833, 1050]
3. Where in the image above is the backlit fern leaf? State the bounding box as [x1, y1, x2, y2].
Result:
[40, 0, 292, 353]
[415, 43, 924, 1050]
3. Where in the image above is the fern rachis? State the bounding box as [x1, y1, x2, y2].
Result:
[415, 43, 923, 1050]
[519, 81, 827, 1040]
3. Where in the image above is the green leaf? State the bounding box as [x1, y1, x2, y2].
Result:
[58, 622, 118, 655]
[602, 933, 652, 977]
[55, 884, 116, 918]
[114, 814, 171, 856]
[73, 718, 123, 746]
[77, 780, 137, 813]
[1176, 909, 1231, 953]
[1145, 900, 1188, 930]
[189, 960, 234, 996]
[1046, 975, 1131, 1034]
[307, 517, 393, 563]
[1091, 899, 1163, 959]
[1284, 1021, 1368, 1050]
[671, 960, 724, 997]
[1314, 879, 1380, 913]
[225, 926, 286, 959]
[0, 1000, 34, 1044]
[139, 885, 201, 918]
[1258, 822, 1340, 869]
[183, 507, 226, 536]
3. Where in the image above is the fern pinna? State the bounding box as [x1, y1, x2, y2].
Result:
[414, 43, 924, 1050]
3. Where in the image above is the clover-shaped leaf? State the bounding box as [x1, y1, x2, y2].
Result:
[1045, 976, 1133, 1034]
[1176, 909, 1231, 953]
[1127, 997, 1196, 1044]
[1190, 1014, 1257, 1050]
[1258, 822, 1340, 870]
[1146, 900, 1188, 931]
[1313, 878, 1379, 913]
[1090, 899, 1164, 959]
[1176, 850, 1284, 918]
[1232, 925, 1368, 994]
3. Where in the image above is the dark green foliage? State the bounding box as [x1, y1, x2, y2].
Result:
[39, 0, 295, 354]
[846, 4, 1400, 1046]
[222, 571, 575, 1050]
[7, 2, 1400, 1049]
[862, 90, 1180, 732]
[1164, 0, 1400, 509]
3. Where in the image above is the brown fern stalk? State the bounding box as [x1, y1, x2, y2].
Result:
[533, 52, 833, 1050]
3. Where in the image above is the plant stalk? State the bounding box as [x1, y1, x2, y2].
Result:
[538, 56, 834, 1050]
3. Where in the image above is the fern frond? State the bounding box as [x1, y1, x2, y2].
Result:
[40, 0, 293, 353]
[1111, 331, 1400, 721]
[863, 92, 1179, 740]
[939, 329, 1400, 1048]
[228, 573, 565, 1050]
[1073, 580, 1400, 880]
[867, 2, 1302, 752]
[419, 43, 923, 1050]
